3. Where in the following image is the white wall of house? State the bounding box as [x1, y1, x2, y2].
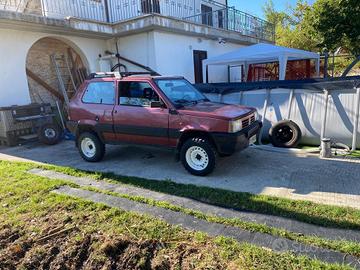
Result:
[113, 31, 243, 83]
[152, 31, 243, 83]
[0, 28, 107, 107]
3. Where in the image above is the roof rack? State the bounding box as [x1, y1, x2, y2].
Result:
[120, 71, 159, 77]
[87, 72, 121, 79]
[87, 71, 160, 80]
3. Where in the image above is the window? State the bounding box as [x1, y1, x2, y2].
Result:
[119, 81, 159, 107]
[155, 79, 207, 107]
[82, 82, 115, 105]
[218, 10, 224, 29]
[201, 5, 213, 26]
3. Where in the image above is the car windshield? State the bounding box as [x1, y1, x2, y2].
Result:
[155, 79, 208, 107]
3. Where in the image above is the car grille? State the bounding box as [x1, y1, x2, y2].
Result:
[242, 113, 256, 128]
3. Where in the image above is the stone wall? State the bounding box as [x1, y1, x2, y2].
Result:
[26, 37, 84, 105]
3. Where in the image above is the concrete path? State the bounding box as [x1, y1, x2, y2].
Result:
[29, 168, 360, 243]
[53, 186, 360, 268]
[1, 141, 360, 209]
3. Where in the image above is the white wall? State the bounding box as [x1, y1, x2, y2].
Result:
[152, 31, 244, 83]
[115, 32, 157, 72]
[0, 28, 107, 107]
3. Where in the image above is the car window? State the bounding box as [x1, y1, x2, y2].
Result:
[82, 82, 115, 105]
[155, 79, 206, 106]
[119, 81, 159, 107]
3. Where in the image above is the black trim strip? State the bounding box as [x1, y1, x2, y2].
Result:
[95, 123, 181, 139]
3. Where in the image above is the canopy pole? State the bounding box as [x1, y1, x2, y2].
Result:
[244, 61, 248, 82]
[315, 58, 320, 77]
[206, 65, 209, 83]
[321, 89, 329, 140]
[258, 89, 271, 145]
[227, 65, 231, 83]
[352, 87, 360, 151]
[279, 55, 288, 80]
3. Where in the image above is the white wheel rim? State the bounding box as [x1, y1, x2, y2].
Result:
[44, 128, 56, 138]
[185, 146, 209, 171]
[81, 138, 96, 158]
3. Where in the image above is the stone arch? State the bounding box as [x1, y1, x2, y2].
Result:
[26, 36, 89, 105]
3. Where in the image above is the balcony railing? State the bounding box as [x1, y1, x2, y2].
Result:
[0, 0, 275, 42]
[183, 7, 275, 42]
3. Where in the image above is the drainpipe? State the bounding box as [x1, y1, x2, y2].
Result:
[352, 87, 360, 151]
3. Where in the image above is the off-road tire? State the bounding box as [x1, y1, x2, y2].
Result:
[38, 123, 62, 145]
[78, 132, 105, 162]
[180, 137, 217, 176]
[269, 120, 302, 148]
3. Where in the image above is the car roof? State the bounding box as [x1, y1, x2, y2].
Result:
[85, 75, 184, 83]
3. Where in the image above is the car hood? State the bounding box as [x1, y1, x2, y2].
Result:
[178, 102, 255, 120]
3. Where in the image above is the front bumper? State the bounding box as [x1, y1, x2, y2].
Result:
[211, 120, 262, 155]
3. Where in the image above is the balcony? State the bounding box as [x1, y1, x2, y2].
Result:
[0, 0, 275, 42]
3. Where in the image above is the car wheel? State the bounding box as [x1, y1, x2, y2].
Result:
[38, 123, 62, 145]
[269, 120, 302, 148]
[78, 132, 105, 162]
[180, 138, 217, 176]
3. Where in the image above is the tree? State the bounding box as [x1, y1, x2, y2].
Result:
[309, 0, 360, 55]
[263, 0, 360, 55]
[263, 0, 318, 52]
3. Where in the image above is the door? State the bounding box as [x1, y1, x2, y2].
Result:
[193, 50, 208, 84]
[113, 80, 169, 146]
[81, 81, 116, 142]
[201, 5, 213, 26]
[141, 0, 160, 14]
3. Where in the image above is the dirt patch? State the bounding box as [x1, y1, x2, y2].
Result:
[0, 226, 225, 270]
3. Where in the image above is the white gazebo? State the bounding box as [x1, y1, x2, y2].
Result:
[203, 43, 320, 82]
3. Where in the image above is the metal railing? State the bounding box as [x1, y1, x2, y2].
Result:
[0, 0, 275, 42]
[183, 7, 275, 42]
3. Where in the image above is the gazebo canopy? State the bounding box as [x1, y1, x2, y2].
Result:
[203, 43, 320, 80]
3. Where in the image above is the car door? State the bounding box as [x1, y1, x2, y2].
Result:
[113, 80, 170, 146]
[80, 80, 116, 142]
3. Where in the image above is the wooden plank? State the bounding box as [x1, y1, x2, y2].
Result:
[26, 68, 64, 102]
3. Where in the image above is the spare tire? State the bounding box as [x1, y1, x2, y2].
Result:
[269, 120, 302, 148]
[38, 123, 62, 145]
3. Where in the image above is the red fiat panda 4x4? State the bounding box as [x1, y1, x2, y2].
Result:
[67, 73, 262, 176]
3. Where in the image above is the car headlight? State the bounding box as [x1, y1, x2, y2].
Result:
[254, 111, 259, 121]
[228, 119, 242, 133]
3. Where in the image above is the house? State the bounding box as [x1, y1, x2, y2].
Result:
[0, 0, 274, 107]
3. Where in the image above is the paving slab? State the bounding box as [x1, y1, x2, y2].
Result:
[1, 141, 360, 209]
[52, 186, 360, 268]
[29, 168, 360, 243]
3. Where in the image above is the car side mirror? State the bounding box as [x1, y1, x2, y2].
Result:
[150, 101, 163, 108]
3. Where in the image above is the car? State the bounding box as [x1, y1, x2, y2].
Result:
[67, 72, 262, 176]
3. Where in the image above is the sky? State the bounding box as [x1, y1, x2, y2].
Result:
[228, 0, 315, 18]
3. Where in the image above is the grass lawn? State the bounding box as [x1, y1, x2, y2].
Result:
[348, 150, 360, 158]
[49, 163, 360, 231]
[0, 160, 354, 269]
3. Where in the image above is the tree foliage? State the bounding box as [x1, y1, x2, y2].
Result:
[263, 0, 360, 55]
[309, 0, 360, 55]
